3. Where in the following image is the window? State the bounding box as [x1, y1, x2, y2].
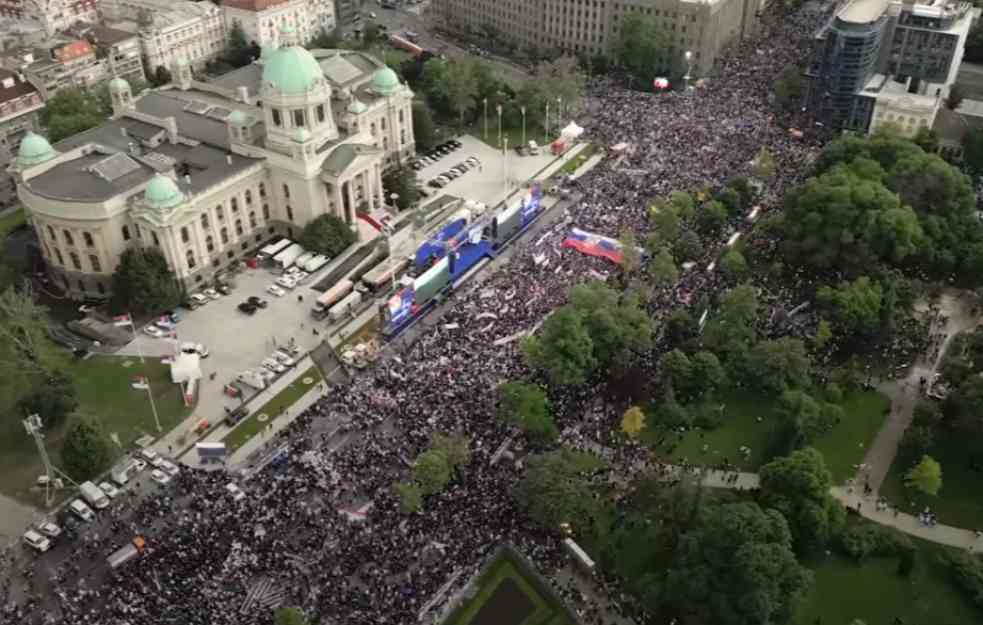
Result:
[398, 109, 404, 123]
[316, 104, 325, 122]
[206, 235, 215, 252]
[83, 232, 94, 247]
[231, 197, 239, 213]
[69, 252, 81, 270]
[263, 204, 270, 220]
[272, 108, 282, 126]
[293, 109, 305, 127]
[201, 214, 209, 229]
[97, 282, 105, 295]
[121, 225, 131, 241]
[63, 230, 74, 246]
[55, 248, 64, 265]
[135, 224, 141, 239]
[245, 190, 252, 205]
[283, 184, 290, 199]
[47, 225, 55, 240]
[212, 258, 220, 268]
[152, 232, 160, 246]
[221, 227, 229, 244]
[370, 122, 376, 137]
[259, 182, 266, 198]
[181, 226, 190, 243]
[89, 254, 101, 272]
[241, 241, 249, 250]
[286, 205, 293, 222]
[235, 219, 243, 235]
[381, 118, 387, 131]
[186, 249, 196, 269]
[249, 211, 257, 228]
[216, 205, 224, 221]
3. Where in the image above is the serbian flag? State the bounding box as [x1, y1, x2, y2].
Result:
[653, 77, 670, 90]
[561, 228, 624, 265]
[113, 314, 133, 327]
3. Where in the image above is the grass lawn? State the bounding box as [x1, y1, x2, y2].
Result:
[443, 548, 576, 625]
[795, 540, 979, 625]
[556, 143, 597, 176]
[222, 365, 322, 453]
[0, 208, 25, 238]
[653, 390, 889, 478]
[880, 427, 983, 530]
[0, 354, 191, 505]
[455, 120, 545, 152]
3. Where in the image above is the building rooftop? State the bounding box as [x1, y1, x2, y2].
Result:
[0, 67, 40, 104]
[839, 0, 890, 23]
[83, 25, 139, 47]
[222, 0, 292, 11]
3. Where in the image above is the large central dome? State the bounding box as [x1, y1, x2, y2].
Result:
[261, 44, 324, 96]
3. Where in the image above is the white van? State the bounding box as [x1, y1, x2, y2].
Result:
[70, 499, 96, 522]
[23, 529, 51, 553]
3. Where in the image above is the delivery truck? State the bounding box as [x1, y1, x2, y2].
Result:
[312, 279, 354, 320]
[107, 536, 146, 569]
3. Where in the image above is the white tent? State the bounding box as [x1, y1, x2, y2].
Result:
[170, 351, 202, 384]
[560, 122, 584, 141]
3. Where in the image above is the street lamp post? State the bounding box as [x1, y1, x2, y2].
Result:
[684, 50, 693, 91]
[503, 136, 509, 202]
[483, 98, 488, 139]
[388, 192, 399, 292]
[496, 103, 503, 147]
[545, 101, 550, 145]
[557, 96, 563, 122]
[520, 106, 526, 147]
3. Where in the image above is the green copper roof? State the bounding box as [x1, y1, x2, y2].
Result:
[261, 45, 324, 95]
[371, 67, 400, 96]
[347, 98, 367, 114]
[144, 174, 184, 211]
[228, 109, 249, 125]
[108, 77, 129, 93]
[16, 132, 57, 168]
[293, 127, 312, 143]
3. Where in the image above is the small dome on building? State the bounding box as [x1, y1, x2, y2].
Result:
[370, 67, 401, 96]
[108, 76, 129, 93]
[144, 173, 185, 210]
[228, 109, 249, 125]
[261, 44, 325, 95]
[293, 127, 312, 143]
[16, 132, 57, 168]
[347, 98, 367, 115]
[176, 56, 189, 67]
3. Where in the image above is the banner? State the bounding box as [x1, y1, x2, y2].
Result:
[561, 228, 625, 265]
[113, 314, 133, 327]
[386, 287, 415, 325]
[521, 184, 542, 226]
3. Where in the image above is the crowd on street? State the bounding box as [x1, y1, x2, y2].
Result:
[1, 3, 849, 625]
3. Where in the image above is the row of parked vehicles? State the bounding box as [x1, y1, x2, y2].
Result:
[24, 448, 179, 553]
[234, 343, 300, 391]
[427, 156, 481, 189]
[410, 139, 464, 171]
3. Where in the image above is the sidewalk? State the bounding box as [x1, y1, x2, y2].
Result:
[226, 382, 325, 466]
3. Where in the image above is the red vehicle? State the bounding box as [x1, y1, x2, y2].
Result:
[389, 34, 424, 58]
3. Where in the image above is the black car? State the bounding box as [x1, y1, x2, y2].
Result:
[216, 283, 232, 295]
[225, 406, 248, 426]
[238, 302, 257, 315]
[247, 296, 268, 308]
[449, 140, 463, 149]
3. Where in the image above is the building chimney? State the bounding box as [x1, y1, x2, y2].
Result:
[237, 85, 249, 103]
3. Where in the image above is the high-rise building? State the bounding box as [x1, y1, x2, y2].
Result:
[807, 0, 978, 134]
[431, 0, 762, 76]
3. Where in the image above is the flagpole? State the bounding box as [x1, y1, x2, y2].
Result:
[125, 312, 159, 432]
[129, 312, 144, 364]
[144, 380, 162, 433]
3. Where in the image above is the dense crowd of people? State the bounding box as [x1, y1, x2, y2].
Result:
[2, 3, 848, 625]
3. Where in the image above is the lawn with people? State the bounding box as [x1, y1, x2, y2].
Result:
[222, 365, 323, 453]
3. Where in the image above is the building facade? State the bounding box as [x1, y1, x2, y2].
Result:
[431, 0, 761, 75]
[334, 0, 362, 26]
[0, 0, 97, 36]
[807, 0, 977, 133]
[223, 0, 336, 48]
[12, 34, 414, 300]
[0, 68, 43, 153]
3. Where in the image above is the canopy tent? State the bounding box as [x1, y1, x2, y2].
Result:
[560, 122, 584, 141]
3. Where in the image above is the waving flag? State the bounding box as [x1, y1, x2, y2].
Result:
[562, 228, 625, 265]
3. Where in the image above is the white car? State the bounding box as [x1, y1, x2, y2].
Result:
[189, 293, 209, 306]
[150, 469, 172, 485]
[98, 481, 120, 499]
[262, 358, 287, 374]
[36, 521, 61, 539]
[143, 325, 166, 338]
[139, 447, 160, 465]
[181, 342, 209, 358]
[273, 350, 296, 367]
[132, 458, 148, 472]
[69, 499, 95, 522]
[275, 276, 297, 289]
[292, 271, 310, 284]
[267, 284, 286, 297]
[159, 460, 180, 477]
[23, 529, 51, 553]
[225, 482, 246, 502]
[155, 318, 177, 331]
[203, 288, 221, 300]
[257, 368, 277, 383]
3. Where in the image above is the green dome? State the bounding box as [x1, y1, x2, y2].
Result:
[261, 45, 324, 95]
[16, 132, 57, 168]
[279, 23, 295, 35]
[228, 109, 249, 125]
[108, 77, 129, 93]
[347, 98, 367, 114]
[293, 127, 311, 143]
[144, 174, 184, 210]
[371, 67, 401, 96]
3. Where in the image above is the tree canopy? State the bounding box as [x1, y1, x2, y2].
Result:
[759, 448, 845, 550]
[109, 248, 182, 315]
[299, 214, 357, 257]
[612, 13, 673, 87]
[61, 416, 114, 481]
[514, 449, 605, 531]
[497, 381, 557, 445]
[905, 455, 942, 496]
[43, 87, 111, 143]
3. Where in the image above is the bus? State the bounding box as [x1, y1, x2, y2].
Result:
[312, 279, 354, 320]
[258, 238, 290, 261]
[362, 257, 410, 293]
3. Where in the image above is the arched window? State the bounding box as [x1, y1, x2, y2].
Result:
[259, 182, 266, 198]
[286, 205, 293, 222]
[272, 108, 282, 127]
[186, 249, 196, 269]
[381, 118, 386, 131]
[293, 109, 305, 127]
[283, 184, 290, 199]
[231, 197, 238, 213]
[55, 248, 64, 265]
[216, 205, 224, 221]
[121, 225, 131, 241]
[152, 232, 160, 246]
[370, 123, 376, 137]
[220, 227, 229, 244]
[69, 252, 81, 270]
[400, 129, 406, 145]
[47, 225, 55, 240]
[249, 211, 257, 228]
[181, 226, 190, 243]
[206, 235, 215, 252]
[235, 219, 243, 235]
[83, 232, 94, 247]
[245, 190, 252, 205]
[201, 213, 209, 229]
[398, 109, 404, 123]
[316, 104, 325, 122]
[89, 255, 101, 272]
[263, 204, 270, 220]
[63, 230, 74, 246]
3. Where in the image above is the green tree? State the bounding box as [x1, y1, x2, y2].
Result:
[898, 425, 935, 469]
[703, 284, 759, 359]
[716, 186, 743, 217]
[109, 248, 182, 315]
[745, 337, 811, 394]
[905, 455, 942, 495]
[817, 276, 884, 336]
[612, 13, 672, 87]
[621, 406, 646, 438]
[43, 88, 110, 143]
[299, 214, 356, 257]
[650, 202, 682, 243]
[382, 167, 420, 210]
[308, 27, 341, 49]
[619, 230, 641, 274]
[913, 127, 940, 153]
[497, 381, 557, 445]
[568, 282, 653, 363]
[16, 369, 78, 428]
[443, 59, 479, 127]
[696, 200, 728, 235]
[691, 351, 726, 398]
[430, 432, 471, 471]
[223, 21, 259, 68]
[673, 230, 701, 262]
[515, 56, 586, 129]
[773, 65, 804, 113]
[362, 22, 384, 49]
[659, 349, 692, 392]
[0, 285, 62, 381]
[963, 127, 983, 174]
[514, 449, 604, 531]
[61, 416, 114, 481]
[394, 481, 423, 513]
[751, 146, 776, 180]
[966, 21, 983, 63]
[646, 246, 679, 287]
[414, 448, 451, 495]
[759, 447, 845, 550]
[813, 319, 833, 350]
[719, 247, 748, 283]
[273, 607, 309, 625]
[523, 307, 596, 386]
[411, 99, 436, 150]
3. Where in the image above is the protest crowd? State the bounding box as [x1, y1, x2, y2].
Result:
[0, 2, 848, 625]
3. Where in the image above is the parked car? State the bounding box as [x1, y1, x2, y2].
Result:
[150, 469, 172, 486]
[159, 460, 180, 477]
[466, 157, 479, 166]
[143, 325, 166, 338]
[69, 499, 95, 522]
[247, 296, 268, 309]
[428, 179, 444, 189]
[23, 529, 51, 553]
[155, 318, 177, 331]
[292, 271, 310, 284]
[181, 342, 209, 358]
[267, 285, 287, 297]
[98, 481, 120, 499]
[275, 276, 297, 289]
[189, 293, 209, 307]
[262, 357, 287, 374]
[139, 448, 162, 466]
[132, 458, 147, 472]
[216, 283, 233, 295]
[273, 350, 296, 367]
[203, 288, 221, 300]
[449, 139, 463, 149]
[238, 302, 257, 315]
[36, 521, 61, 538]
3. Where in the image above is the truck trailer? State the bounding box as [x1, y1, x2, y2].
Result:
[107, 536, 146, 569]
[272, 243, 305, 271]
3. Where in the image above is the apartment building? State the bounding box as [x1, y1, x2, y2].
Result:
[807, 0, 977, 133]
[0, 0, 97, 36]
[432, 0, 761, 75]
[0, 67, 43, 153]
[223, 0, 336, 47]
